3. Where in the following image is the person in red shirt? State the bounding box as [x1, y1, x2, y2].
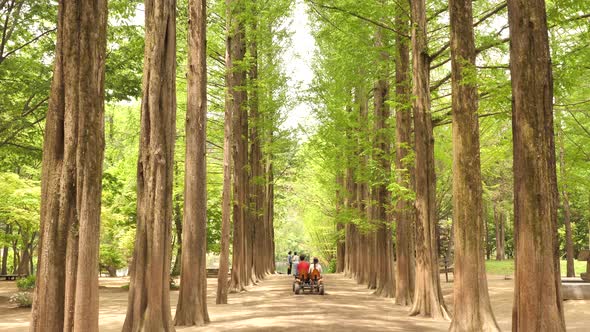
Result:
[297, 254, 310, 279]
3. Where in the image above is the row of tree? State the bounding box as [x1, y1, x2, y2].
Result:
[20, 0, 293, 331]
[301, 0, 589, 331]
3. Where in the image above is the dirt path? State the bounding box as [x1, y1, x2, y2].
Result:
[0, 274, 588, 331]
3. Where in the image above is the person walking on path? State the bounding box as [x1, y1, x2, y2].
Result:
[292, 252, 300, 277]
[287, 251, 293, 275]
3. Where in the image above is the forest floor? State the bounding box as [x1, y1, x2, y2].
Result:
[0, 273, 589, 331]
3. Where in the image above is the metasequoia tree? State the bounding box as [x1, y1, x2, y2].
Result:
[558, 127, 575, 277]
[508, 0, 566, 330]
[493, 205, 506, 261]
[263, 153, 275, 274]
[408, 0, 449, 319]
[226, 0, 249, 292]
[343, 114, 357, 278]
[30, 0, 107, 331]
[174, 0, 209, 326]
[448, 0, 500, 330]
[393, 0, 414, 306]
[1, 225, 8, 275]
[355, 87, 371, 285]
[248, 0, 266, 281]
[336, 175, 346, 273]
[216, 45, 233, 304]
[372, 23, 394, 298]
[122, 0, 176, 330]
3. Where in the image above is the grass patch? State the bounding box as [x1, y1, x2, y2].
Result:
[484, 259, 587, 276]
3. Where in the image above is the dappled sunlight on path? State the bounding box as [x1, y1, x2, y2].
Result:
[0, 274, 588, 331]
[190, 274, 448, 332]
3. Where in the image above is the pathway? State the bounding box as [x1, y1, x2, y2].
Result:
[1, 273, 589, 331]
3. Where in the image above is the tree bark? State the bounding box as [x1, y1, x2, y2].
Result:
[508, 0, 566, 330]
[355, 87, 370, 286]
[448, 0, 500, 330]
[248, 5, 265, 281]
[1, 224, 10, 275]
[494, 205, 505, 261]
[373, 24, 394, 298]
[174, 0, 210, 326]
[11, 241, 18, 274]
[171, 192, 182, 276]
[344, 160, 355, 277]
[336, 174, 345, 273]
[262, 130, 275, 275]
[227, 0, 248, 292]
[267, 159, 275, 273]
[216, 46, 233, 304]
[30, 1, 107, 331]
[394, 0, 414, 306]
[17, 231, 30, 276]
[122, 0, 176, 331]
[409, 0, 449, 319]
[558, 127, 575, 277]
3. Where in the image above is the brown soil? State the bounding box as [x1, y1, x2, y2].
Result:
[0, 274, 588, 331]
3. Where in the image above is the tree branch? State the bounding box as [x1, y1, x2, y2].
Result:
[430, 73, 451, 92]
[2, 27, 57, 60]
[566, 109, 590, 138]
[306, 0, 410, 38]
[473, 3, 507, 27]
[430, 3, 508, 61]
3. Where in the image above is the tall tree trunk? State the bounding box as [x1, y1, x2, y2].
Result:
[171, 192, 182, 276]
[500, 213, 506, 259]
[30, 236, 35, 276]
[267, 160, 275, 273]
[394, 0, 414, 306]
[122, 0, 176, 330]
[248, 5, 265, 281]
[336, 175, 345, 273]
[1, 224, 9, 275]
[227, 0, 248, 292]
[175, 0, 210, 326]
[262, 156, 271, 274]
[449, 0, 500, 330]
[343, 105, 355, 277]
[30, 1, 107, 331]
[12, 241, 18, 274]
[355, 87, 370, 286]
[216, 48, 233, 305]
[559, 128, 575, 277]
[17, 232, 30, 276]
[373, 24, 394, 297]
[508, 0, 566, 330]
[262, 126, 275, 275]
[494, 205, 504, 261]
[409, 0, 449, 319]
[344, 163, 355, 277]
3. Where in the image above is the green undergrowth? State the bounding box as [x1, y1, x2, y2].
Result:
[485, 259, 587, 276]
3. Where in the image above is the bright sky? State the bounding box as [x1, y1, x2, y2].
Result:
[281, 0, 317, 132]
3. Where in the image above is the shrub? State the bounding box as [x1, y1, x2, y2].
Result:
[327, 259, 337, 273]
[9, 292, 33, 308]
[16, 275, 35, 291]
